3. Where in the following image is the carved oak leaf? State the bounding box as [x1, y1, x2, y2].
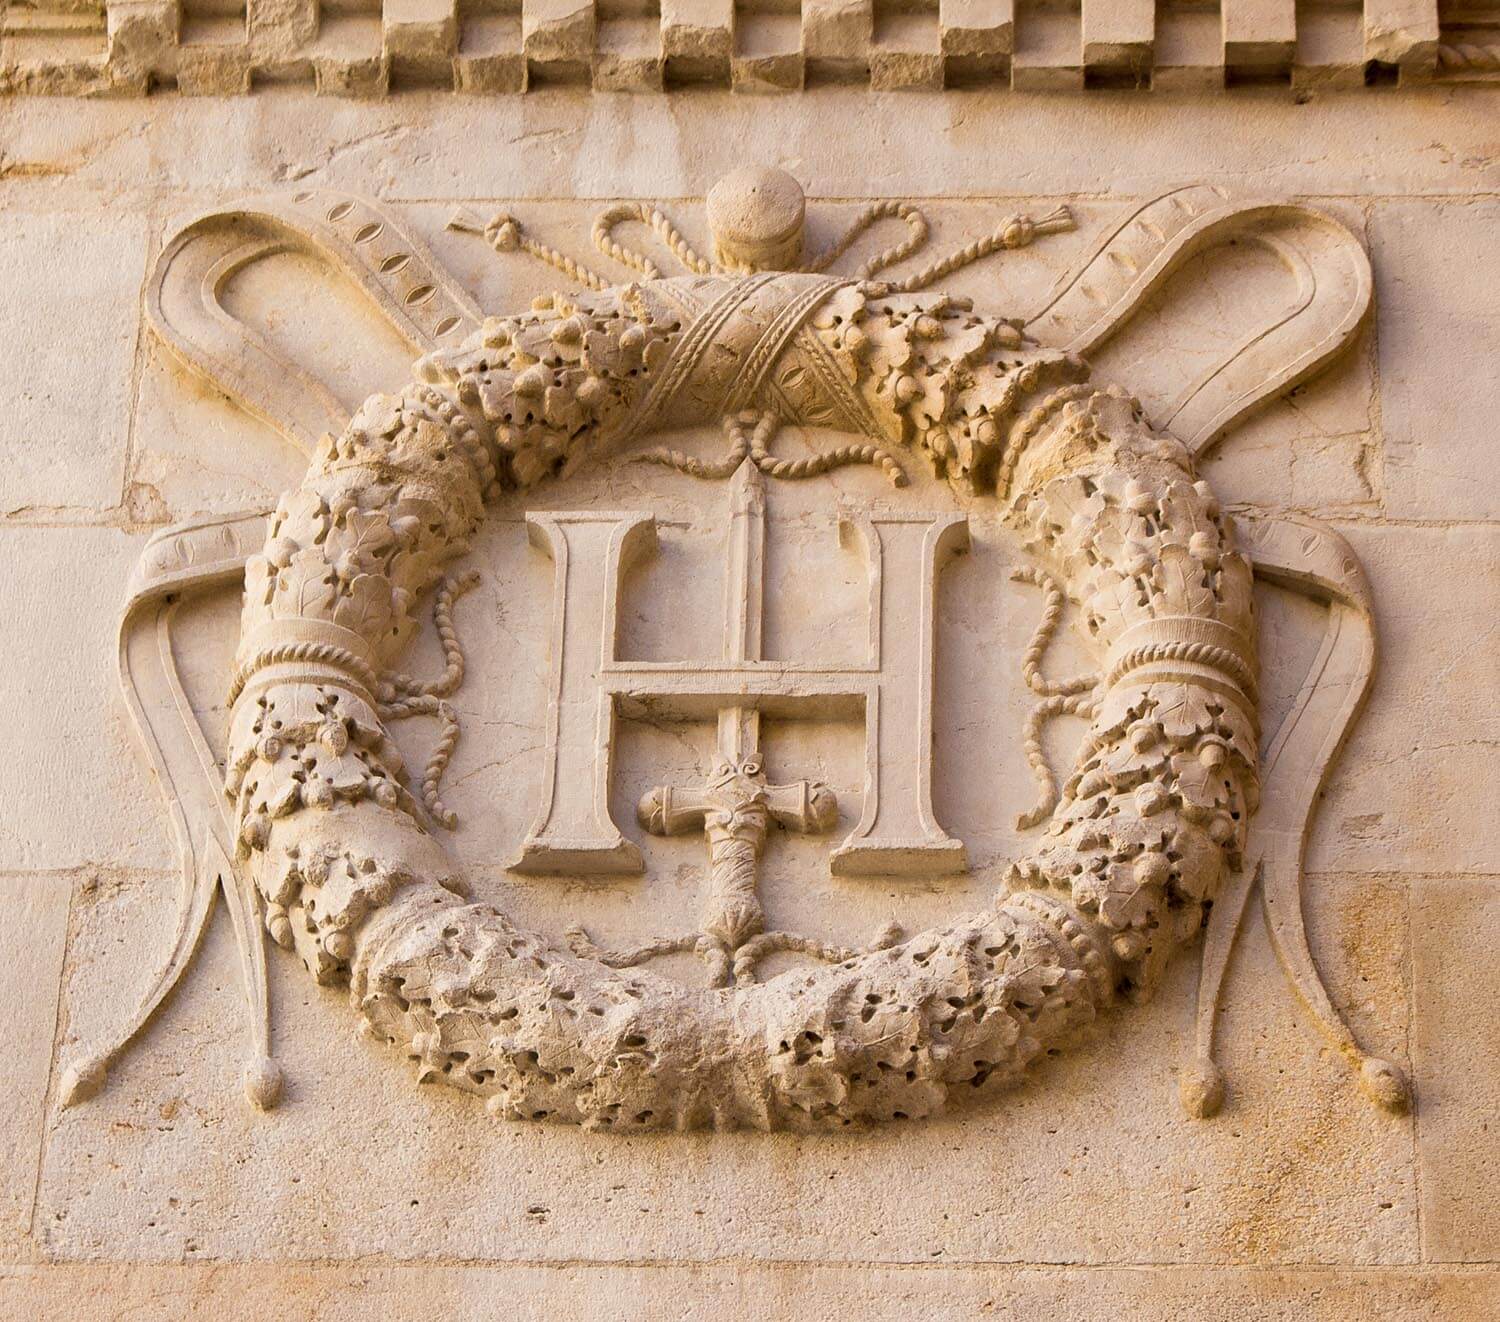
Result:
[340, 509, 397, 567]
[1041, 477, 1106, 538]
[941, 322, 993, 367]
[271, 489, 329, 546]
[543, 383, 586, 434]
[244, 554, 276, 608]
[1089, 517, 1130, 567]
[333, 573, 393, 639]
[1216, 553, 1256, 625]
[1148, 683, 1220, 743]
[274, 548, 336, 620]
[1169, 750, 1229, 815]
[1100, 860, 1156, 930]
[1099, 568, 1152, 624]
[264, 682, 333, 732]
[863, 321, 914, 383]
[1159, 480, 1218, 541]
[1004, 945, 1070, 1009]
[1093, 685, 1151, 743]
[1155, 542, 1216, 617]
[963, 367, 1018, 417]
[907, 366, 950, 435]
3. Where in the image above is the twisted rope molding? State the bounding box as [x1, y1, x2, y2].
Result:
[449, 198, 1075, 305]
[1438, 43, 1500, 73]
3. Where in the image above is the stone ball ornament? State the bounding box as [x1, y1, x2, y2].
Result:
[62, 169, 1411, 1133]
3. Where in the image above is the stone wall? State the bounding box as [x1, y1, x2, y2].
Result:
[0, 79, 1496, 1320]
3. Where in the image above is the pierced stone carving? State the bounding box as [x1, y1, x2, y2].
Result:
[65, 174, 1412, 1132]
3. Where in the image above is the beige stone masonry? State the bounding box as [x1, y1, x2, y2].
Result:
[6, 0, 1500, 95]
[0, 80, 1495, 1322]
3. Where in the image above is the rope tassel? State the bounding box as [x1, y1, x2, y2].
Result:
[379, 570, 480, 828]
[1010, 565, 1099, 831]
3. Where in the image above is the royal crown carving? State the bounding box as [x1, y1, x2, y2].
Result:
[64, 167, 1411, 1132]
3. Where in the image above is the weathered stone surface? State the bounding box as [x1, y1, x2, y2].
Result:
[0, 528, 172, 873]
[1306, 525, 1500, 877]
[2, 1261, 1497, 1321]
[1371, 200, 1500, 521]
[1413, 876, 1500, 1262]
[0, 874, 70, 1260]
[37, 868, 1415, 1262]
[0, 211, 148, 516]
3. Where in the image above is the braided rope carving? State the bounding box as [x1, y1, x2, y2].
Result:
[1105, 639, 1258, 705]
[801, 200, 930, 277]
[592, 202, 713, 280]
[1010, 566, 1101, 831]
[732, 922, 903, 986]
[1439, 43, 1500, 73]
[452, 197, 1074, 301]
[640, 411, 906, 487]
[377, 570, 480, 828]
[872, 207, 1076, 294]
[226, 642, 379, 706]
[447, 209, 614, 291]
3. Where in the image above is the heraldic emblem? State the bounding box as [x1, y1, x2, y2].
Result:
[61, 166, 1410, 1131]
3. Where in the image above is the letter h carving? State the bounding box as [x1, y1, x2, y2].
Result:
[515, 464, 969, 879]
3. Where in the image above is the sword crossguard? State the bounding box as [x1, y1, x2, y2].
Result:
[637, 758, 837, 840]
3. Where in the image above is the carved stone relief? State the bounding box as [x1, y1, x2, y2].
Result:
[61, 167, 1411, 1133]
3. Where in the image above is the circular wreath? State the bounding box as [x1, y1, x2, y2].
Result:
[218, 273, 1261, 1130]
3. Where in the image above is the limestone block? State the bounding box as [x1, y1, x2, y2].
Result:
[939, 0, 1013, 58]
[1292, 7, 1366, 93]
[126, 341, 308, 524]
[803, 0, 871, 80]
[0, 874, 70, 1257]
[0, 210, 147, 516]
[1082, 0, 1153, 82]
[732, 13, 803, 93]
[456, 12, 526, 92]
[1011, 4, 1082, 91]
[1364, 0, 1439, 79]
[1222, 0, 1294, 80]
[1153, 6, 1224, 91]
[310, 17, 389, 96]
[1370, 201, 1500, 521]
[175, 41, 252, 96]
[594, 15, 662, 92]
[522, 0, 594, 82]
[870, 11, 943, 92]
[3, 86, 1500, 201]
[104, 0, 176, 86]
[1413, 876, 1500, 1261]
[0, 528, 172, 874]
[4, 1261, 1499, 1320]
[382, 0, 459, 71]
[246, 0, 317, 54]
[660, 0, 731, 85]
[1304, 526, 1500, 878]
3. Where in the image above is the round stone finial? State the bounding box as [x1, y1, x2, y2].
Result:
[706, 166, 806, 272]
